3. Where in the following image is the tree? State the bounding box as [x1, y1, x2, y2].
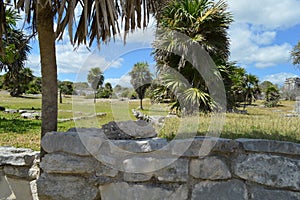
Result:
[0, 0, 158, 155]
[129, 62, 153, 110]
[98, 82, 113, 98]
[87, 67, 104, 103]
[58, 81, 74, 103]
[3, 67, 34, 96]
[27, 77, 42, 94]
[264, 85, 280, 107]
[291, 41, 300, 67]
[153, 0, 232, 114]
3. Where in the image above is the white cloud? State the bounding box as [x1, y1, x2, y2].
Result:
[262, 73, 299, 86]
[227, 0, 300, 29]
[105, 74, 132, 88]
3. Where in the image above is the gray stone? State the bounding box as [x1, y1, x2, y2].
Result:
[111, 138, 168, 153]
[6, 177, 34, 200]
[40, 153, 98, 174]
[191, 180, 248, 200]
[249, 186, 300, 200]
[123, 173, 152, 182]
[190, 156, 231, 180]
[41, 132, 91, 156]
[95, 164, 119, 178]
[0, 171, 13, 200]
[4, 166, 32, 180]
[102, 120, 157, 139]
[233, 153, 300, 190]
[0, 147, 38, 166]
[236, 139, 300, 155]
[155, 159, 189, 182]
[170, 137, 239, 157]
[21, 112, 40, 119]
[100, 182, 188, 200]
[37, 174, 99, 200]
[4, 109, 18, 114]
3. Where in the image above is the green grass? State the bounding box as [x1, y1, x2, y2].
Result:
[0, 92, 300, 150]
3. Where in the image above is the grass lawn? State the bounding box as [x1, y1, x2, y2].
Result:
[0, 91, 299, 150]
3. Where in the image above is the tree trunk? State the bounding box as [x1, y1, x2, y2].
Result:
[59, 89, 62, 104]
[94, 90, 96, 103]
[140, 98, 143, 110]
[37, 1, 57, 157]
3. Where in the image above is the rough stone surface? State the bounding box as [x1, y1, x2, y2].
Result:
[249, 186, 300, 200]
[102, 120, 157, 139]
[191, 180, 248, 200]
[123, 173, 153, 182]
[233, 153, 300, 190]
[100, 182, 188, 200]
[0, 147, 38, 166]
[155, 159, 189, 182]
[0, 171, 13, 200]
[40, 153, 98, 174]
[190, 156, 231, 180]
[41, 132, 91, 156]
[95, 164, 119, 178]
[37, 174, 99, 200]
[6, 177, 34, 200]
[111, 138, 168, 153]
[170, 137, 239, 157]
[237, 138, 300, 155]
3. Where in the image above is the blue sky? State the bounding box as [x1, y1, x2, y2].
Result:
[24, 0, 300, 87]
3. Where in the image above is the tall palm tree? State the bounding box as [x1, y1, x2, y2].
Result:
[129, 62, 153, 110]
[87, 67, 104, 103]
[291, 41, 300, 67]
[0, 0, 158, 156]
[153, 0, 232, 114]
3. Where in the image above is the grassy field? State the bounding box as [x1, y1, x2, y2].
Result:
[0, 92, 299, 150]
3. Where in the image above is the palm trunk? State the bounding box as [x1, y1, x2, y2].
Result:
[140, 98, 143, 110]
[37, 1, 57, 157]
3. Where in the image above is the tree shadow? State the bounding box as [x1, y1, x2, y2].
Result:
[0, 118, 41, 133]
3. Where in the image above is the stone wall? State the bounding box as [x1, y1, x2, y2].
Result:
[0, 147, 39, 200]
[36, 130, 300, 200]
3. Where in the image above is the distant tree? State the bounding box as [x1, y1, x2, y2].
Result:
[98, 82, 113, 98]
[58, 81, 74, 103]
[114, 84, 123, 92]
[74, 82, 89, 90]
[27, 77, 42, 94]
[291, 41, 300, 67]
[87, 67, 104, 103]
[3, 68, 34, 96]
[264, 85, 280, 107]
[129, 62, 153, 110]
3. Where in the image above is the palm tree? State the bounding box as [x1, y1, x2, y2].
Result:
[0, 0, 158, 156]
[129, 62, 153, 110]
[87, 67, 104, 103]
[153, 0, 232, 114]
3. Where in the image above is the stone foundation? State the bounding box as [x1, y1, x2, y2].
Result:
[36, 131, 300, 200]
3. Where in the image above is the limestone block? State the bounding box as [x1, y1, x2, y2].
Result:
[236, 139, 300, 155]
[249, 186, 300, 200]
[6, 177, 33, 200]
[155, 159, 189, 182]
[123, 173, 153, 182]
[100, 182, 188, 200]
[0, 147, 38, 166]
[0, 171, 14, 200]
[40, 153, 97, 174]
[191, 180, 248, 200]
[233, 154, 300, 190]
[37, 173, 98, 200]
[190, 156, 231, 180]
[95, 164, 119, 178]
[169, 137, 239, 157]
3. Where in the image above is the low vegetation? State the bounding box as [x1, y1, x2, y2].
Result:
[0, 92, 299, 150]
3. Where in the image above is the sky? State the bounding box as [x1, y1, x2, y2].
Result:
[23, 0, 300, 87]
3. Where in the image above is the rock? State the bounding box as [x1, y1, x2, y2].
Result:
[233, 153, 300, 190]
[37, 174, 99, 200]
[190, 156, 231, 180]
[6, 177, 35, 200]
[249, 185, 300, 200]
[102, 120, 157, 139]
[4, 109, 18, 114]
[155, 158, 189, 182]
[40, 153, 98, 174]
[0, 106, 5, 111]
[21, 112, 40, 119]
[0, 147, 38, 166]
[0, 170, 13, 200]
[41, 132, 91, 156]
[191, 180, 248, 200]
[123, 173, 153, 182]
[100, 182, 188, 200]
[236, 139, 300, 155]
